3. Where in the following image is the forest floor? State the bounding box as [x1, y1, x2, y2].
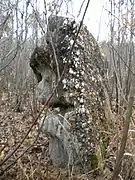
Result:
[0, 92, 135, 180]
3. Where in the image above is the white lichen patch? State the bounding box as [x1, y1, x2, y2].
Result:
[76, 50, 80, 56]
[63, 57, 67, 63]
[81, 88, 85, 93]
[81, 122, 87, 128]
[69, 68, 76, 75]
[78, 106, 86, 113]
[75, 83, 80, 89]
[70, 39, 74, 46]
[80, 71, 84, 75]
[79, 97, 84, 104]
[91, 76, 96, 82]
[69, 93, 73, 97]
[74, 62, 78, 68]
[81, 82, 85, 87]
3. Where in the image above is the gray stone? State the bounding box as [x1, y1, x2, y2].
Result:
[30, 15, 108, 173]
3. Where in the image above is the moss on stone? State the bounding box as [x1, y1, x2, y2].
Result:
[91, 154, 99, 169]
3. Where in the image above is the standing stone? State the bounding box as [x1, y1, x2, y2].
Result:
[30, 16, 108, 173]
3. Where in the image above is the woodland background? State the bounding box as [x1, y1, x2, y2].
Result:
[0, 0, 135, 179]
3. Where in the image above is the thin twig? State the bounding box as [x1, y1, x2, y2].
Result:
[105, 8, 135, 37]
[109, 43, 135, 76]
[77, 0, 86, 17]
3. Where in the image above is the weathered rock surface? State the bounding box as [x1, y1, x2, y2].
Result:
[30, 15, 108, 173]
